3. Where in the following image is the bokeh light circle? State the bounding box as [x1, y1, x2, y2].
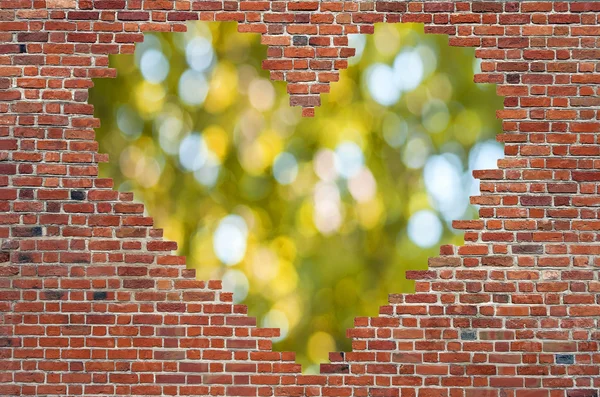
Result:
[213, 214, 249, 266]
[178, 132, 208, 171]
[140, 49, 170, 84]
[178, 69, 209, 106]
[273, 152, 299, 185]
[334, 142, 364, 179]
[407, 209, 443, 248]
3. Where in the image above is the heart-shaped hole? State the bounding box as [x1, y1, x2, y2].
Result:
[90, 20, 504, 372]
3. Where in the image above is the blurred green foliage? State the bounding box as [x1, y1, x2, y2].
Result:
[90, 21, 503, 371]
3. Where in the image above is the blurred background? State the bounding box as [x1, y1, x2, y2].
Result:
[90, 21, 504, 372]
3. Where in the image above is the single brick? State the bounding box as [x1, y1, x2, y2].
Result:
[43, 290, 66, 300]
[70, 190, 86, 200]
[556, 354, 575, 365]
[292, 35, 308, 46]
[93, 291, 108, 300]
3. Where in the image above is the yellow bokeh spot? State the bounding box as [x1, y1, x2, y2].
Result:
[135, 81, 165, 115]
[427, 73, 453, 103]
[272, 296, 302, 330]
[453, 108, 482, 146]
[259, 130, 284, 167]
[297, 199, 317, 237]
[204, 61, 238, 113]
[307, 332, 336, 364]
[404, 87, 429, 116]
[317, 118, 367, 149]
[356, 195, 385, 230]
[248, 246, 279, 284]
[239, 130, 283, 175]
[239, 142, 267, 175]
[374, 23, 401, 57]
[290, 164, 316, 198]
[248, 207, 272, 240]
[268, 259, 298, 297]
[203, 125, 230, 160]
[270, 236, 296, 263]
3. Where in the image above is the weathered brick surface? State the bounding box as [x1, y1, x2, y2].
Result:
[1, 1, 600, 396]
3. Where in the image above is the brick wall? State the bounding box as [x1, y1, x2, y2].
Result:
[1, 1, 600, 396]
